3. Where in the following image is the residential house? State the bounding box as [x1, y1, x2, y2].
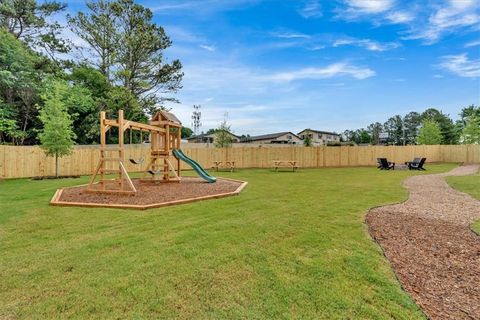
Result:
[297, 129, 341, 145]
[248, 132, 303, 144]
[185, 131, 240, 144]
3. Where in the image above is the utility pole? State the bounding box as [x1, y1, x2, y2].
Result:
[192, 105, 202, 136]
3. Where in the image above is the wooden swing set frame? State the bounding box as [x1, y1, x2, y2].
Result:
[86, 109, 182, 196]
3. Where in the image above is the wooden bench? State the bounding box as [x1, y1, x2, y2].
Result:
[273, 160, 298, 172]
[212, 161, 235, 172]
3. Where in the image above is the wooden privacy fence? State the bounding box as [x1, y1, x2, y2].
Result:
[0, 144, 479, 178]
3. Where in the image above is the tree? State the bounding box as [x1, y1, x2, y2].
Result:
[112, 0, 183, 110]
[459, 105, 480, 126]
[417, 119, 442, 145]
[38, 78, 76, 177]
[0, 0, 69, 59]
[367, 122, 382, 145]
[403, 111, 421, 145]
[303, 130, 313, 146]
[421, 108, 458, 144]
[461, 115, 480, 144]
[70, 0, 183, 111]
[357, 129, 371, 144]
[383, 115, 404, 145]
[0, 29, 46, 144]
[214, 119, 233, 148]
[68, 1, 118, 82]
[0, 101, 18, 144]
[181, 127, 193, 139]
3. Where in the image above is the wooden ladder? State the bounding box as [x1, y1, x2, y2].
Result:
[86, 110, 137, 195]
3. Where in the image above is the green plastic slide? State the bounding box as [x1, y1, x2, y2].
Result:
[173, 149, 217, 183]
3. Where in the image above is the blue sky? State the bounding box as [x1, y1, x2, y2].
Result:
[66, 0, 480, 135]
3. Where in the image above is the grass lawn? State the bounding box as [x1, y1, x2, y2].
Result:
[0, 164, 456, 319]
[446, 173, 480, 234]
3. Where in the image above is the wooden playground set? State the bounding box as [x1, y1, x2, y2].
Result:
[50, 110, 247, 210]
[87, 109, 183, 195]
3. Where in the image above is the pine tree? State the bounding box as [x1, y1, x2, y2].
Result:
[38, 79, 76, 177]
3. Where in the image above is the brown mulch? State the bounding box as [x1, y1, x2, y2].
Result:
[59, 177, 243, 205]
[366, 165, 480, 320]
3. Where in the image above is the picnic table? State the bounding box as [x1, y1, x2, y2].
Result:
[273, 160, 298, 172]
[212, 161, 235, 172]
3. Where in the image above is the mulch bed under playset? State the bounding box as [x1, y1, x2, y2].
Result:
[54, 177, 245, 209]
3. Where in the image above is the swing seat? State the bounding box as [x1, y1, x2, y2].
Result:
[148, 169, 162, 175]
[129, 158, 145, 165]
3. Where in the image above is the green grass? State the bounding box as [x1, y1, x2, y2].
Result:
[446, 173, 480, 234]
[0, 164, 456, 319]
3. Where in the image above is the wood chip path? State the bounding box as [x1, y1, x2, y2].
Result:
[366, 165, 480, 320]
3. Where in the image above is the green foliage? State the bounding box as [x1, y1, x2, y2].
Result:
[214, 120, 233, 148]
[0, 0, 69, 57]
[461, 116, 480, 144]
[421, 108, 458, 144]
[69, 0, 183, 111]
[303, 131, 313, 146]
[38, 78, 76, 176]
[417, 119, 442, 145]
[403, 111, 421, 144]
[367, 122, 382, 145]
[383, 115, 404, 145]
[0, 102, 17, 143]
[181, 127, 193, 139]
[0, 29, 45, 144]
[343, 128, 371, 144]
[459, 105, 480, 126]
[68, 1, 118, 81]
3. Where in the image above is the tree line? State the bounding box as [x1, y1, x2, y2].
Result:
[343, 106, 480, 145]
[0, 0, 183, 146]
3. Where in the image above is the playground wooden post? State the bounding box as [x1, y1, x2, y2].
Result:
[100, 111, 106, 190]
[177, 127, 181, 177]
[118, 109, 124, 190]
[165, 124, 170, 180]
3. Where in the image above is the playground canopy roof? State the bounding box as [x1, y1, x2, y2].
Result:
[152, 110, 182, 126]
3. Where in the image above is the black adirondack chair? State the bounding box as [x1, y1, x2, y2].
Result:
[378, 158, 395, 170]
[405, 157, 421, 166]
[408, 158, 426, 170]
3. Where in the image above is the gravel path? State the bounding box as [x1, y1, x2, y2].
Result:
[366, 165, 480, 320]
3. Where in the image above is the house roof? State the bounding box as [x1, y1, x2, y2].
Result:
[298, 129, 340, 136]
[249, 132, 301, 141]
[185, 130, 240, 140]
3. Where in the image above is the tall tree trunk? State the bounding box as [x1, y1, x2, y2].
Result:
[55, 153, 59, 178]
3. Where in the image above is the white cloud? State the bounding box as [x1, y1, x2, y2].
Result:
[438, 53, 480, 78]
[149, 0, 262, 14]
[298, 1, 323, 18]
[333, 38, 400, 51]
[267, 63, 375, 81]
[199, 45, 216, 52]
[386, 11, 414, 23]
[272, 32, 311, 39]
[344, 0, 394, 14]
[308, 45, 326, 51]
[403, 1, 480, 43]
[164, 26, 205, 43]
[465, 39, 480, 47]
